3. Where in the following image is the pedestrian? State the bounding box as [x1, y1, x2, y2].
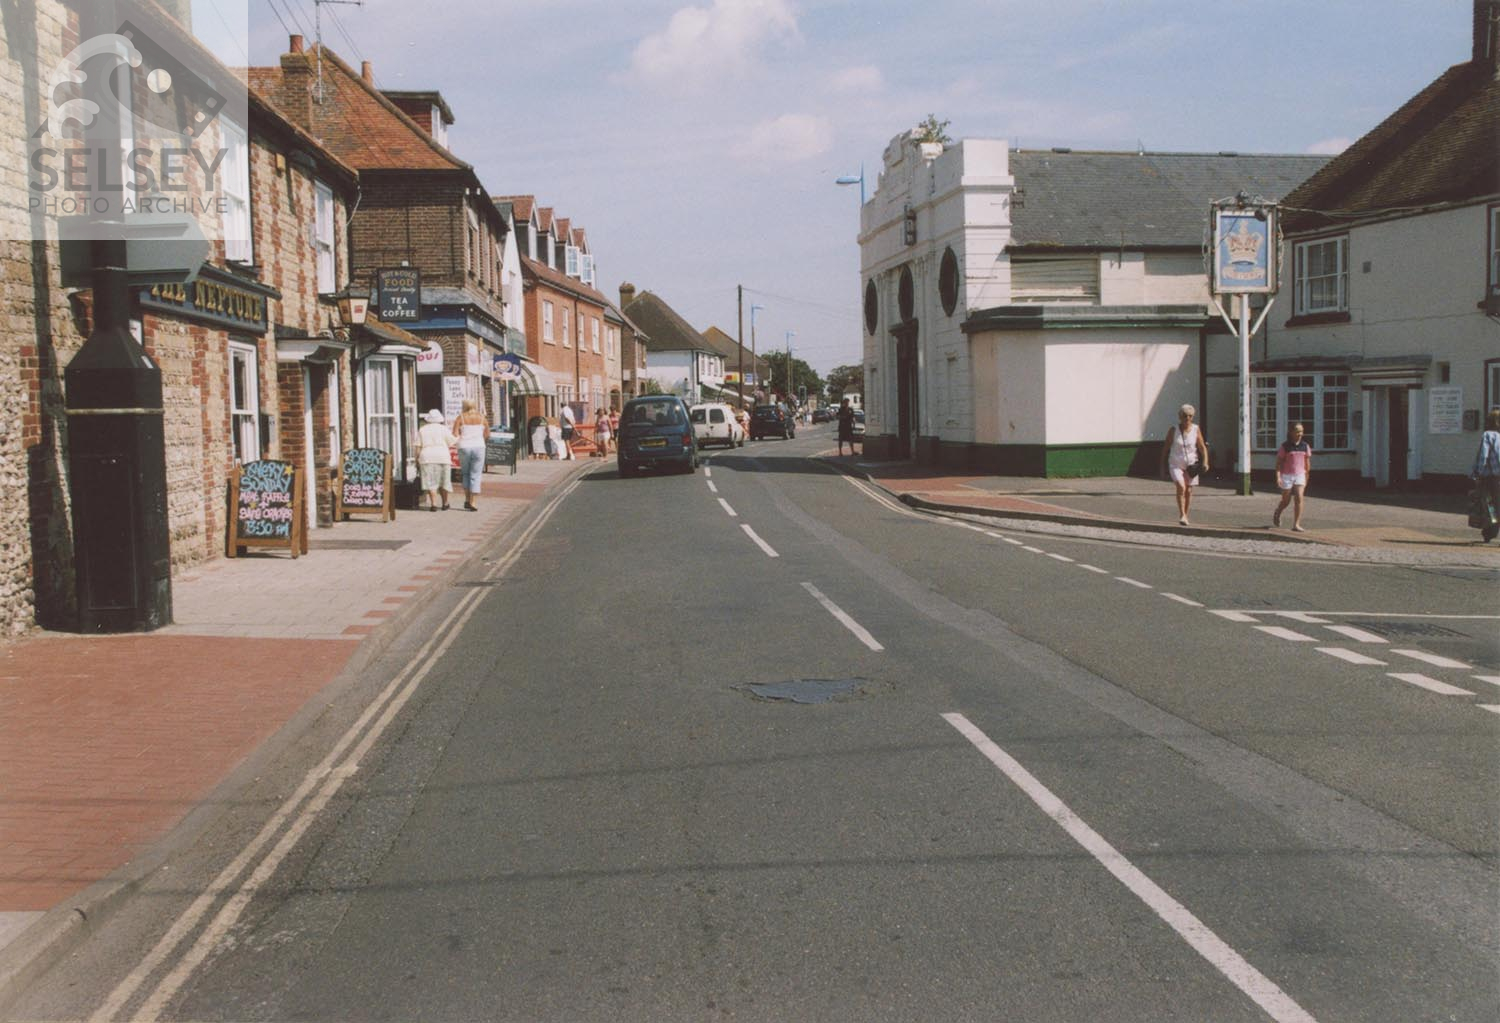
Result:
[609, 406, 621, 444]
[836, 398, 856, 456]
[547, 417, 567, 460]
[417, 409, 456, 512]
[592, 407, 612, 457]
[1469, 407, 1500, 543]
[452, 399, 487, 512]
[528, 415, 547, 459]
[559, 402, 578, 459]
[1272, 422, 1312, 532]
[1160, 404, 1209, 526]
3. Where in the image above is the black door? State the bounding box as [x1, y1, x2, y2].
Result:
[1388, 388, 1409, 488]
[895, 323, 918, 460]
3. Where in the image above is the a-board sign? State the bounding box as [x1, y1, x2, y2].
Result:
[335, 447, 395, 521]
[485, 431, 519, 475]
[228, 459, 306, 558]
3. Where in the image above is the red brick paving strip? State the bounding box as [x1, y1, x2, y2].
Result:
[0, 635, 355, 910]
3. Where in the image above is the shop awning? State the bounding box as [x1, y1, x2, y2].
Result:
[506, 359, 564, 397]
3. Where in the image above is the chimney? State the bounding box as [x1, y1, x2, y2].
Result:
[362, 61, 374, 84]
[289, 34, 304, 53]
[619, 283, 637, 309]
[1475, 0, 1500, 70]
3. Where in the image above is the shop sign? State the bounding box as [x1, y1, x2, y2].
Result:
[417, 340, 443, 375]
[493, 353, 523, 381]
[376, 267, 421, 322]
[442, 375, 467, 421]
[139, 263, 273, 334]
[1211, 207, 1278, 295]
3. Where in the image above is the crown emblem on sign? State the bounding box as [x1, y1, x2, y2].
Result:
[1225, 220, 1262, 263]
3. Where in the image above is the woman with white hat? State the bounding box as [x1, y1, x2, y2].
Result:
[417, 409, 457, 512]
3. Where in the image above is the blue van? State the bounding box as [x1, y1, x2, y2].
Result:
[617, 395, 697, 477]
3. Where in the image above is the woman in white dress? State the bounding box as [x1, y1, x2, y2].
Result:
[1159, 404, 1209, 526]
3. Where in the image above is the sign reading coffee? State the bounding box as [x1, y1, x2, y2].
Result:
[336, 447, 395, 521]
[139, 263, 276, 334]
[377, 267, 421, 323]
[229, 459, 307, 558]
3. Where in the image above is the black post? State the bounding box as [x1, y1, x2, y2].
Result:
[736, 285, 744, 409]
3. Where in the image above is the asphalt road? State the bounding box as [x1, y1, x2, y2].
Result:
[12, 424, 1499, 1022]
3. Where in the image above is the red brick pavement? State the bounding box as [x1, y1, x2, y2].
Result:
[0, 635, 355, 910]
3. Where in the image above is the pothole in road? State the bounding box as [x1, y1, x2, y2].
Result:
[736, 678, 875, 704]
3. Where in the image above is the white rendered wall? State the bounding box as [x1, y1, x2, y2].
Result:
[1043, 333, 1198, 445]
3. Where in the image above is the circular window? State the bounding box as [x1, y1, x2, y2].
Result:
[939, 247, 959, 316]
[864, 279, 878, 335]
[898, 266, 915, 322]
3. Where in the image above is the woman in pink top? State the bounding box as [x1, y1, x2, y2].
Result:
[1272, 422, 1312, 531]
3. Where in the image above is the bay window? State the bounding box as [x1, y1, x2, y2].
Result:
[1253, 373, 1351, 450]
[362, 356, 400, 456]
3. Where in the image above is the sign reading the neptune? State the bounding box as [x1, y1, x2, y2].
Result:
[1212, 208, 1277, 295]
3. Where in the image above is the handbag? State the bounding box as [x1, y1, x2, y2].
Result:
[1468, 487, 1497, 529]
[1187, 460, 1207, 479]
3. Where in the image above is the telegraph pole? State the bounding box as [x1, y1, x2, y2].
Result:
[737, 285, 744, 408]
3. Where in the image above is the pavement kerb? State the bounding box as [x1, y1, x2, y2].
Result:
[0, 458, 595, 1016]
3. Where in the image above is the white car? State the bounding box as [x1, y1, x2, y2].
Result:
[690, 402, 746, 448]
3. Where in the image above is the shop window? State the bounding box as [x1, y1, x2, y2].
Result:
[1253, 373, 1350, 450]
[229, 342, 260, 463]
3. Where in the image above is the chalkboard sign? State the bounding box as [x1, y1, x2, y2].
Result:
[228, 459, 306, 558]
[335, 447, 394, 521]
[485, 431, 518, 475]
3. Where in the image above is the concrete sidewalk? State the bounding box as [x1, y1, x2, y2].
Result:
[0, 455, 590, 997]
[821, 452, 1500, 566]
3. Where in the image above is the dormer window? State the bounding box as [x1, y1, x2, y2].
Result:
[431, 104, 448, 148]
[566, 244, 580, 278]
[581, 254, 595, 287]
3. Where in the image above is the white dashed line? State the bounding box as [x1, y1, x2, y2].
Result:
[1390, 649, 1472, 671]
[1276, 612, 1332, 624]
[1078, 564, 1110, 574]
[1479, 705, 1500, 715]
[1255, 625, 1318, 642]
[1323, 625, 1388, 644]
[1046, 553, 1075, 563]
[706, 480, 719, 493]
[1317, 647, 1386, 666]
[740, 524, 779, 558]
[1001, 537, 1025, 546]
[1387, 673, 1475, 697]
[801, 582, 884, 651]
[1210, 610, 1258, 623]
[1115, 576, 1152, 589]
[943, 713, 1319, 1023]
[1473, 675, 1500, 688]
[717, 498, 738, 518]
[1161, 593, 1204, 607]
[703, 466, 712, 478]
[1021, 545, 1045, 553]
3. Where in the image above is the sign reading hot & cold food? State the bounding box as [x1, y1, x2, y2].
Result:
[377, 267, 421, 323]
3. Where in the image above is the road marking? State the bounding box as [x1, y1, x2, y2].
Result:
[1001, 537, 1025, 546]
[1046, 553, 1075, 563]
[704, 465, 712, 478]
[801, 582, 884, 651]
[1387, 673, 1476, 697]
[1323, 625, 1387, 644]
[1473, 675, 1500, 688]
[1255, 626, 1318, 642]
[1162, 593, 1204, 607]
[707, 480, 719, 493]
[1317, 647, 1386, 666]
[741, 524, 779, 558]
[1389, 649, 1472, 670]
[717, 497, 738, 518]
[1276, 612, 1331, 624]
[1480, 705, 1500, 715]
[1210, 610, 1258, 623]
[1078, 564, 1110, 574]
[1115, 576, 1152, 589]
[96, 473, 589, 1023]
[942, 713, 1319, 1023]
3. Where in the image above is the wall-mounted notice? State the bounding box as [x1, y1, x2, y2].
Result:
[229, 459, 306, 558]
[1428, 386, 1462, 435]
[336, 447, 394, 521]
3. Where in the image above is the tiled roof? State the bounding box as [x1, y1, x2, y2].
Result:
[1282, 62, 1500, 232]
[521, 256, 609, 306]
[537, 207, 554, 232]
[621, 291, 711, 353]
[1009, 150, 1329, 248]
[571, 227, 587, 250]
[554, 218, 571, 244]
[243, 83, 358, 190]
[249, 46, 470, 173]
[498, 195, 536, 221]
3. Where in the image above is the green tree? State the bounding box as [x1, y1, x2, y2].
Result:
[825, 363, 864, 402]
[764, 352, 822, 403]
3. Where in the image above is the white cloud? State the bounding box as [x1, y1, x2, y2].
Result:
[830, 65, 883, 93]
[734, 113, 832, 162]
[1306, 136, 1352, 155]
[631, 0, 799, 82]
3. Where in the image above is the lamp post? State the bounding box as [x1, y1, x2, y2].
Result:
[751, 303, 765, 403]
[835, 164, 866, 205]
[784, 330, 795, 403]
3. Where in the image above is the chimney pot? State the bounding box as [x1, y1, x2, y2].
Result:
[619, 283, 637, 308]
[362, 61, 374, 84]
[289, 34, 304, 53]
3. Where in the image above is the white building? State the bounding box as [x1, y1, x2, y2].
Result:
[858, 132, 1324, 475]
[1261, 2, 1500, 489]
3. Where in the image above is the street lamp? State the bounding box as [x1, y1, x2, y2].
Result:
[785, 330, 795, 402]
[751, 303, 765, 401]
[331, 285, 370, 331]
[835, 164, 865, 205]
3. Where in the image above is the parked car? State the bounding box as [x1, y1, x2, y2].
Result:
[690, 402, 746, 448]
[750, 403, 797, 440]
[616, 395, 697, 477]
[852, 410, 866, 436]
[811, 406, 833, 424]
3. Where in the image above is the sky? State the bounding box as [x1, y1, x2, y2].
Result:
[211, 0, 1472, 376]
